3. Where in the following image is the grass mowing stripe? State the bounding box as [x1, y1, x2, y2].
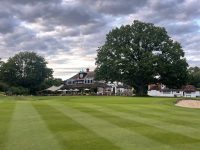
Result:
[0, 101, 16, 150]
[49, 102, 171, 150]
[4, 101, 61, 150]
[117, 104, 200, 126]
[125, 104, 200, 118]
[71, 104, 200, 150]
[106, 104, 200, 130]
[101, 103, 200, 126]
[81, 103, 200, 140]
[33, 103, 119, 150]
[82, 105, 200, 149]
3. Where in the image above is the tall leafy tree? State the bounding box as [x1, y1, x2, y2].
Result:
[0, 58, 3, 66]
[96, 20, 188, 95]
[1, 52, 53, 94]
[0, 58, 4, 81]
[188, 67, 200, 88]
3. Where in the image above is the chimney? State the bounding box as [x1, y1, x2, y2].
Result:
[86, 68, 89, 72]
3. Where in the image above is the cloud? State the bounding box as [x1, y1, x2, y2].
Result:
[0, 0, 200, 79]
[1, 0, 60, 5]
[166, 21, 200, 35]
[78, 0, 148, 15]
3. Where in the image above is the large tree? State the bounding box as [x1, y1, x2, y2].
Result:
[0, 58, 5, 82]
[0, 52, 53, 94]
[188, 67, 200, 88]
[95, 20, 188, 95]
[0, 58, 3, 66]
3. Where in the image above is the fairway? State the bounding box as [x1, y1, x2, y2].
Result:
[0, 96, 200, 150]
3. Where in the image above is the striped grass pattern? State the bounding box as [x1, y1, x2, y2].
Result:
[0, 96, 200, 150]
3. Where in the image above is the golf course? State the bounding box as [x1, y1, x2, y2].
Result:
[0, 96, 200, 150]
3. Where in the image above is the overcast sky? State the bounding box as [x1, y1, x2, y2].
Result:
[0, 0, 199, 79]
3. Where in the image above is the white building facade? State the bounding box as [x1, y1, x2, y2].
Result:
[148, 84, 200, 98]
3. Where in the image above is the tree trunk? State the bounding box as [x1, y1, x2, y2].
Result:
[135, 84, 147, 96]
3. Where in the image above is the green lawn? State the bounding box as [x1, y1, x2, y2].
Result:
[0, 96, 200, 150]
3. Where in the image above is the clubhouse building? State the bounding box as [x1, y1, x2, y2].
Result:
[62, 68, 132, 95]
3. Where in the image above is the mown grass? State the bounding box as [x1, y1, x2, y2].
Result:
[0, 96, 200, 150]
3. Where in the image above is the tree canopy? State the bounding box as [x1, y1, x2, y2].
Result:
[95, 20, 188, 95]
[0, 52, 53, 94]
[188, 66, 200, 88]
[39, 78, 63, 91]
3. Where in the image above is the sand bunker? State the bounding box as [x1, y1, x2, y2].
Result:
[175, 100, 200, 108]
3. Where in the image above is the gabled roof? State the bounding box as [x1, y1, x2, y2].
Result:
[68, 74, 79, 80]
[86, 71, 95, 78]
[68, 71, 95, 80]
[45, 85, 64, 92]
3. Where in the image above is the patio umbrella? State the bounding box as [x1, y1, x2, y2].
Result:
[84, 88, 90, 91]
[74, 89, 79, 92]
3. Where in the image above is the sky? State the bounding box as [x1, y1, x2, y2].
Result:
[0, 0, 200, 80]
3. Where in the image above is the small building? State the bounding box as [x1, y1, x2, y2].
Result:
[183, 85, 199, 97]
[148, 84, 200, 97]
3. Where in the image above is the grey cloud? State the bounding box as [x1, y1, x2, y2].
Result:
[12, 2, 104, 27]
[78, 0, 148, 15]
[3, 27, 35, 47]
[143, 0, 200, 23]
[1, 0, 60, 5]
[0, 8, 20, 34]
[19, 37, 68, 55]
[81, 21, 107, 35]
[166, 22, 200, 35]
[187, 60, 200, 67]
[1, 26, 69, 57]
[0, 18, 17, 34]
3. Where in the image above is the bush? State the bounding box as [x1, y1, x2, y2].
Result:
[6, 86, 29, 95]
[0, 81, 9, 92]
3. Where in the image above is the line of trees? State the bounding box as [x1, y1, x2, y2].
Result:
[0, 52, 63, 95]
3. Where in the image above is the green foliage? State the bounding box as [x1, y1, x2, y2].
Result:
[39, 78, 63, 90]
[188, 66, 200, 88]
[0, 52, 53, 94]
[0, 81, 9, 92]
[0, 58, 4, 79]
[0, 58, 3, 67]
[96, 20, 188, 95]
[6, 86, 29, 95]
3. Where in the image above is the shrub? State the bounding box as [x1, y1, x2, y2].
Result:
[6, 86, 29, 95]
[0, 81, 9, 92]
